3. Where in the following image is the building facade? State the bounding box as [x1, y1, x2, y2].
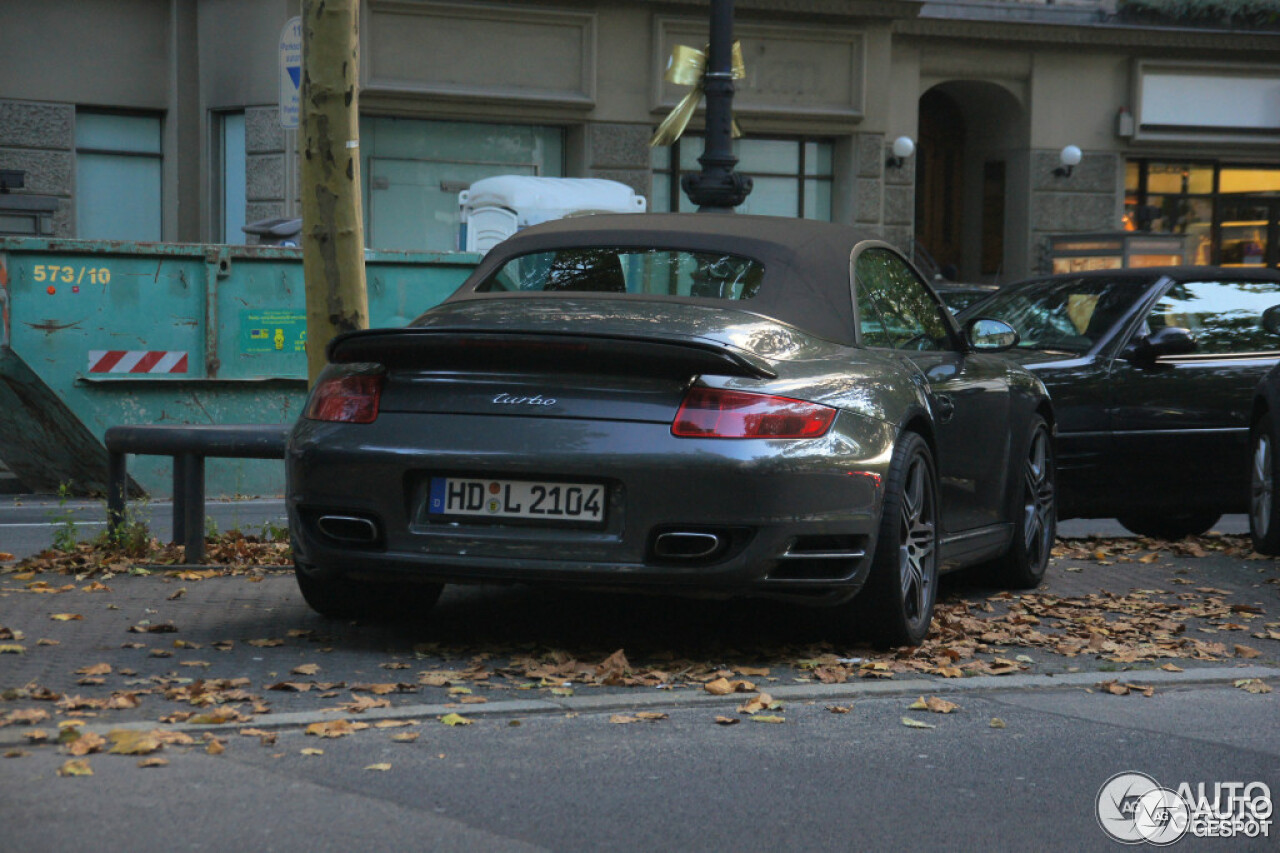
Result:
[2, 0, 1278, 282]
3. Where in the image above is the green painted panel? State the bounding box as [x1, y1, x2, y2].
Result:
[0, 238, 479, 498]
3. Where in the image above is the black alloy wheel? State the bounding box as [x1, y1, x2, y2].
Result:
[855, 431, 939, 649]
[985, 416, 1056, 589]
[1250, 412, 1280, 555]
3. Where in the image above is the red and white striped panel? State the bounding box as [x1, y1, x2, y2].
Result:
[87, 350, 189, 374]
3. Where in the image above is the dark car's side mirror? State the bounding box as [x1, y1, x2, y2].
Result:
[1263, 305, 1280, 335]
[1127, 326, 1196, 364]
[964, 318, 1019, 353]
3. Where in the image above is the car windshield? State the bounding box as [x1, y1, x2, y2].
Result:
[970, 277, 1152, 353]
[476, 247, 765, 300]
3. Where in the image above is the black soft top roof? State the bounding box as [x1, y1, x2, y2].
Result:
[445, 212, 889, 345]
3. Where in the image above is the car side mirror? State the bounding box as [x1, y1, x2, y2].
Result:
[964, 318, 1019, 353]
[1128, 326, 1196, 363]
[1263, 305, 1280, 335]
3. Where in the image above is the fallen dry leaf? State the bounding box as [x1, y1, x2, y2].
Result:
[750, 715, 786, 724]
[365, 763, 392, 772]
[57, 759, 92, 777]
[108, 730, 163, 756]
[704, 677, 755, 696]
[1235, 678, 1272, 694]
[908, 696, 960, 714]
[713, 716, 740, 726]
[66, 732, 106, 756]
[239, 728, 278, 745]
[292, 664, 321, 676]
[305, 719, 368, 738]
[4, 708, 50, 726]
[73, 660, 110, 676]
[737, 693, 777, 715]
[301, 748, 324, 756]
[49, 614, 82, 622]
[391, 732, 420, 743]
[990, 718, 1007, 729]
[901, 717, 936, 729]
[439, 713, 472, 727]
[127, 622, 177, 634]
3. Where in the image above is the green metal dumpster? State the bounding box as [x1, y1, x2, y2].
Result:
[0, 238, 478, 498]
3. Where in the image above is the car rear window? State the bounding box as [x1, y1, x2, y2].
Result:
[475, 248, 764, 301]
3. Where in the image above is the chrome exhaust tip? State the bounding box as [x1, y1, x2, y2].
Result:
[653, 531, 723, 560]
[316, 514, 379, 543]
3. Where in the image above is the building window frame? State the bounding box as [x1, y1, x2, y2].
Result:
[211, 110, 247, 243]
[651, 134, 834, 220]
[74, 109, 164, 241]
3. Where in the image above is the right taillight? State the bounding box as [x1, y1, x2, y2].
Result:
[672, 387, 836, 439]
[304, 366, 385, 423]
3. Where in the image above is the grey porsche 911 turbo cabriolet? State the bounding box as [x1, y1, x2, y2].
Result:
[286, 213, 1055, 647]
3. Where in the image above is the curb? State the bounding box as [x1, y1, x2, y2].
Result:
[7, 664, 1274, 746]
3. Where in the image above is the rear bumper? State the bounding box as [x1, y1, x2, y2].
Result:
[286, 411, 894, 601]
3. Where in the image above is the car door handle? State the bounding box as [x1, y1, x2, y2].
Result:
[934, 394, 955, 423]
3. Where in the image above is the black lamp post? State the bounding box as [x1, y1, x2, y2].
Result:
[682, 0, 752, 212]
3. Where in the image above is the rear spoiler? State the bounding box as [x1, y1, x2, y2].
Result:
[328, 328, 777, 381]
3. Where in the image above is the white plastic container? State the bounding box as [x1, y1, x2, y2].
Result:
[459, 176, 646, 253]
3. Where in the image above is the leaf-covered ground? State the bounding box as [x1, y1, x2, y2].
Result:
[1, 531, 1277, 768]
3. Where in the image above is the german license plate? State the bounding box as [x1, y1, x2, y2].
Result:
[427, 477, 605, 524]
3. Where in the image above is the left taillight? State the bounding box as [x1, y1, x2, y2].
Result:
[672, 386, 836, 439]
[304, 365, 385, 423]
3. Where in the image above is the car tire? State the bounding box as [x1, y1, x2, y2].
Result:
[982, 416, 1056, 589]
[1250, 412, 1280, 555]
[853, 431, 939, 649]
[1115, 510, 1221, 541]
[294, 562, 444, 621]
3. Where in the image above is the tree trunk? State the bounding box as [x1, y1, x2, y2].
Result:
[300, 0, 368, 386]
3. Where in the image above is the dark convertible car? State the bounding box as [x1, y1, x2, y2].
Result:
[286, 214, 1054, 647]
[963, 266, 1280, 539]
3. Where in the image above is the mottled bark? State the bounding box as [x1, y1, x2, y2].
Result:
[300, 0, 368, 386]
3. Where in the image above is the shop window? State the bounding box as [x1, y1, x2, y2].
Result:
[359, 117, 564, 252]
[1127, 159, 1280, 268]
[650, 136, 832, 220]
[75, 112, 162, 241]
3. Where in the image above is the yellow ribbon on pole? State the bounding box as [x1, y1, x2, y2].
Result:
[649, 42, 746, 147]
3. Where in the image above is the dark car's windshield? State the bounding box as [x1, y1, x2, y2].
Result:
[476, 247, 765, 301]
[970, 277, 1153, 352]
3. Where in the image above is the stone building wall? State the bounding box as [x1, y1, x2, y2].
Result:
[0, 100, 76, 237]
[244, 107, 290, 226]
[1029, 149, 1120, 272]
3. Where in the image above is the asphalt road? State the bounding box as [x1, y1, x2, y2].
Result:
[3, 680, 1277, 852]
[2, 542, 1277, 851]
